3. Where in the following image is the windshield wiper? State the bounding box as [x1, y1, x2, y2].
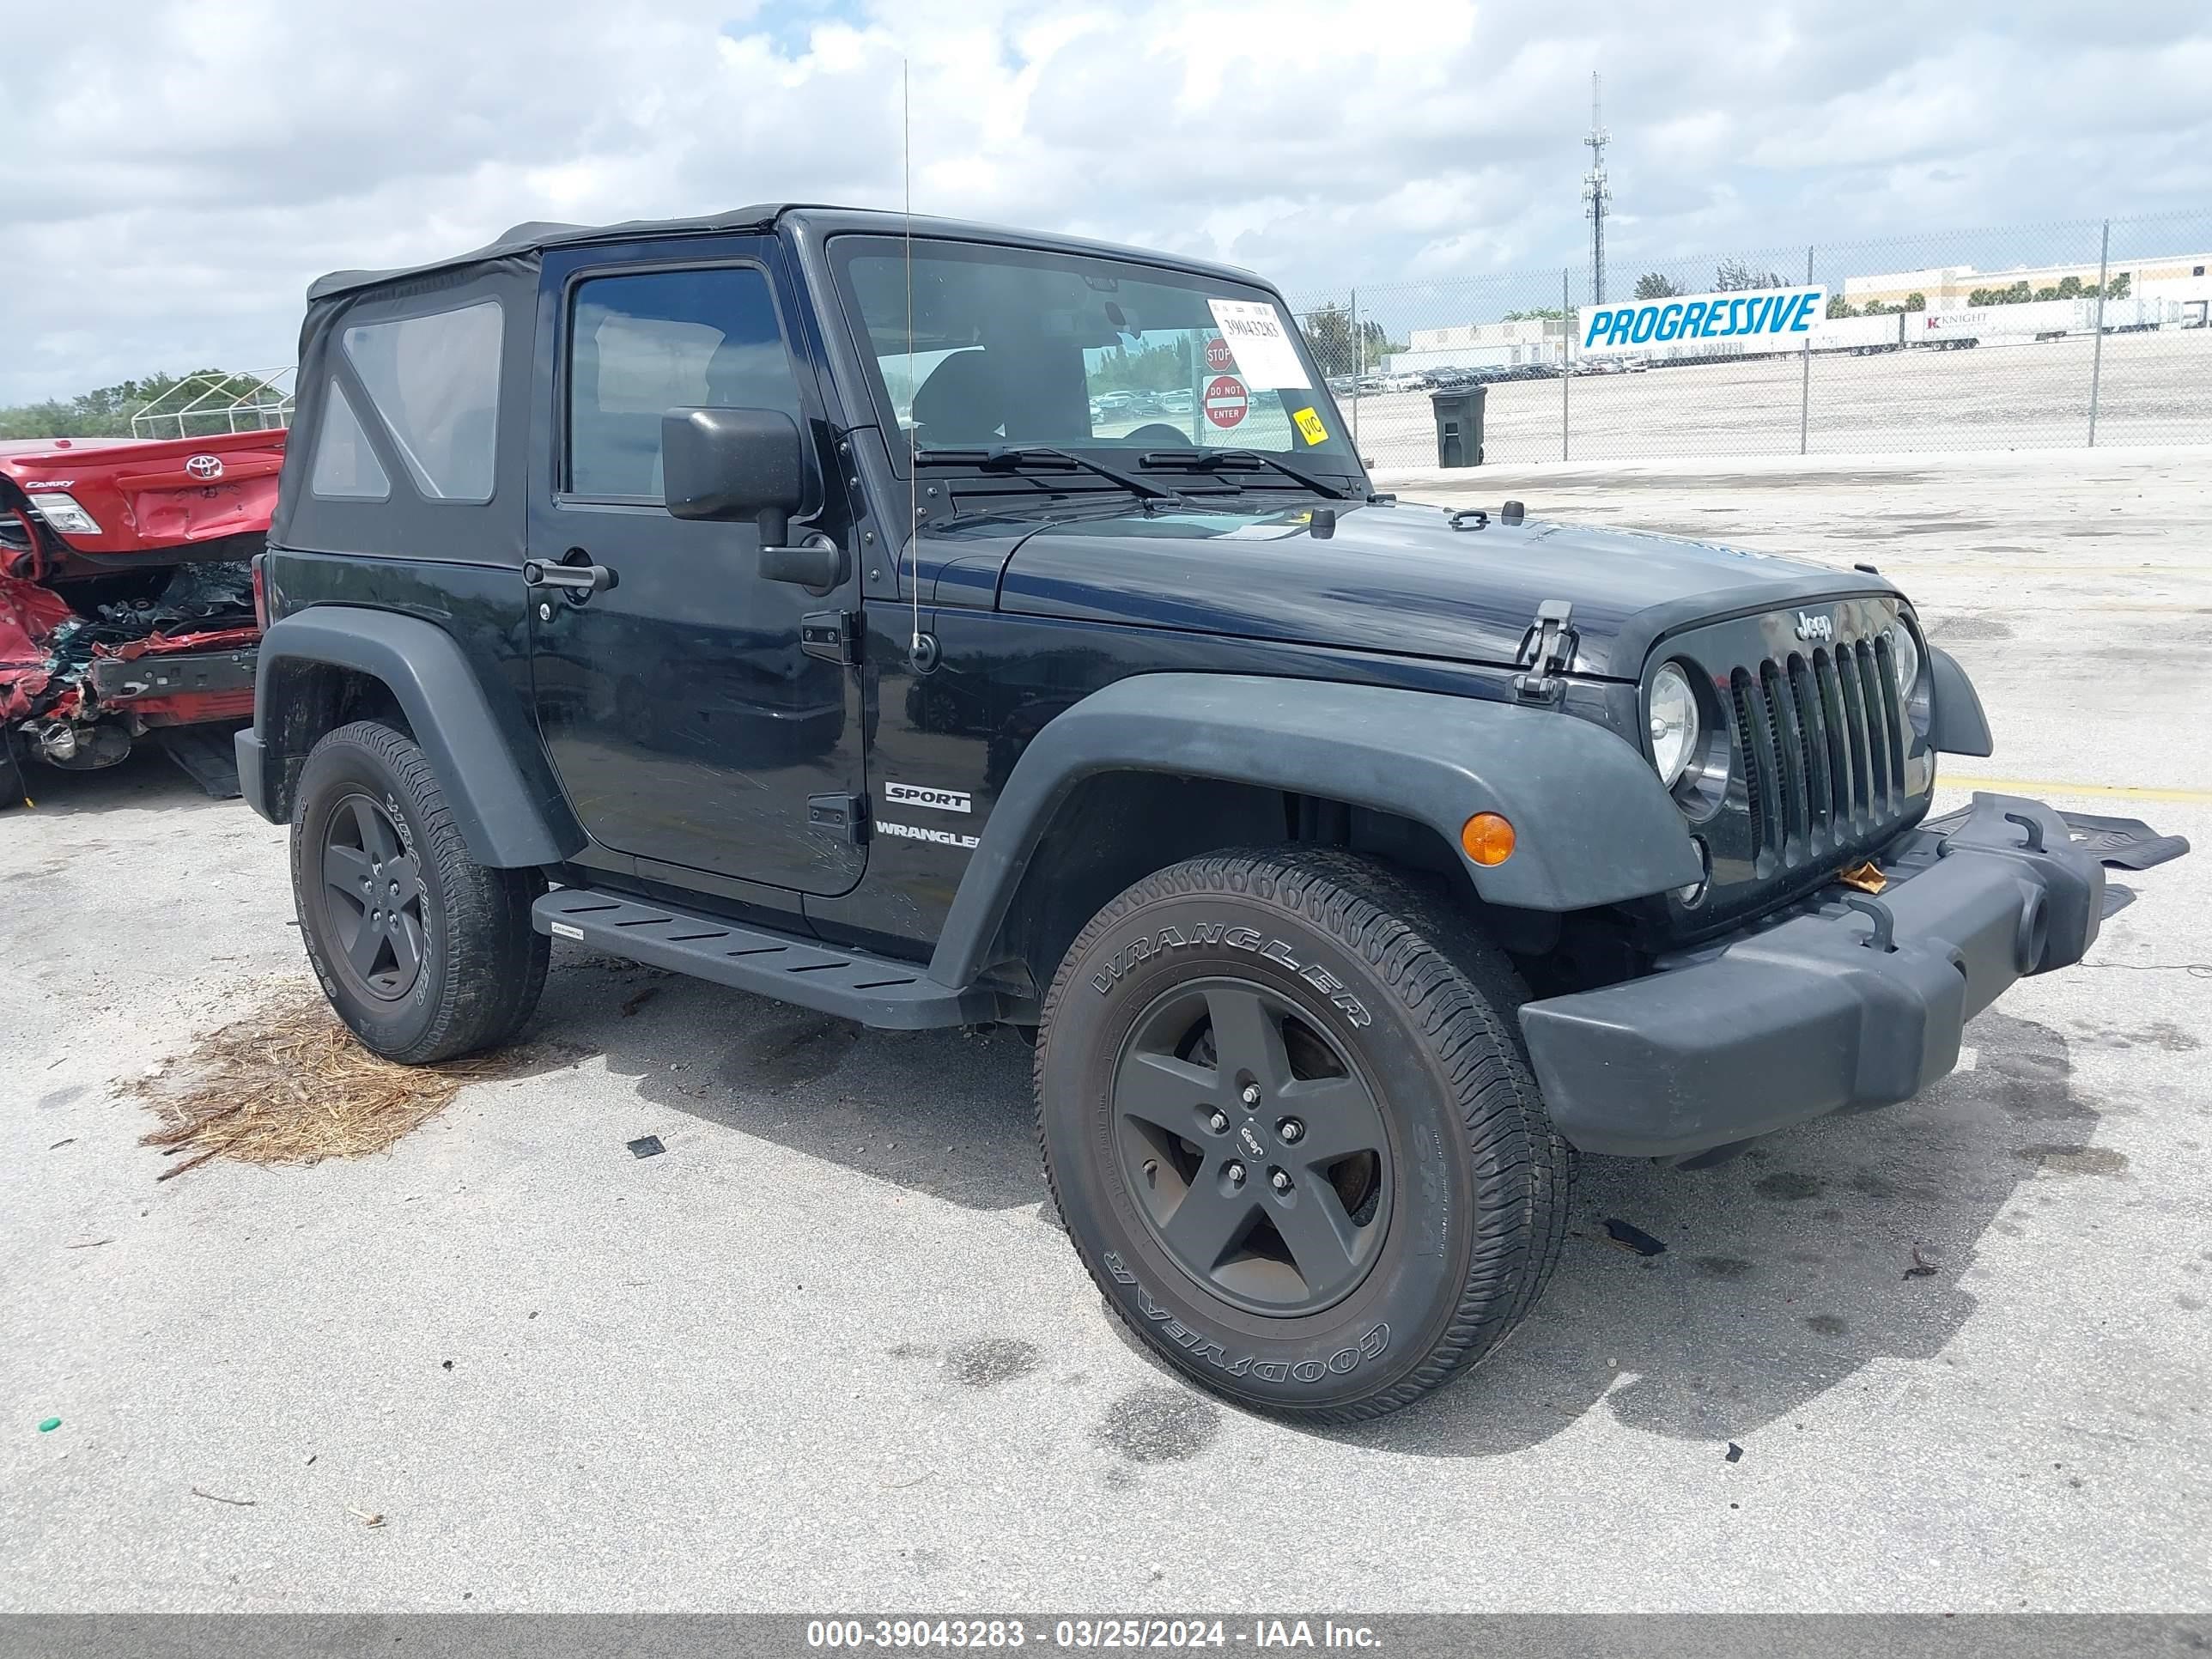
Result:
[920, 445, 1189, 505]
[1136, 447, 1353, 501]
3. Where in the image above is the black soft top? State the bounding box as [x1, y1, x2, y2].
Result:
[277, 205, 1270, 565]
[304, 204, 1265, 301]
[305, 204, 797, 300]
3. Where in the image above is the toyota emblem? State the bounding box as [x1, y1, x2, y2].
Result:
[185, 454, 224, 480]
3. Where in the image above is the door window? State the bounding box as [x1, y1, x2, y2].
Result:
[566, 266, 804, 499]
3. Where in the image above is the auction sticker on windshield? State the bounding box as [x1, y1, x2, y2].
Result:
[1206, 299, 1310, 388]
[1203, 375, 1249, 428]
[1291, 406, 1328, 446]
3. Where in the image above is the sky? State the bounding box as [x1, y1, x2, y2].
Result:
[3, 0, 2208, 404]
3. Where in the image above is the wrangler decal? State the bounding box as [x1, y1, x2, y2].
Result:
[875, 819, 979, 850]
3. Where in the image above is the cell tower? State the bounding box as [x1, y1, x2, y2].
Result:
[1582, 71, 1611, 306]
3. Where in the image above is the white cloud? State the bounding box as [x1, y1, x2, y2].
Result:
[1, 0, 2206, 401]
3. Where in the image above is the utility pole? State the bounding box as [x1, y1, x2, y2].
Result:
[2087, 220, 2110, 447]
[1582, 72, 1611, 307]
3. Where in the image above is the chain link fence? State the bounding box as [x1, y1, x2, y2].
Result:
[1287, 210, 2212, 471]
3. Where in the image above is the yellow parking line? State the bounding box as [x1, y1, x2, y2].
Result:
[1892, 564, 2212, 578]
[1922, 603, 2212, 616]
[1942, 775, 2212, 805]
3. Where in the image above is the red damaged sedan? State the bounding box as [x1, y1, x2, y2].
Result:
[0, 426, 282, 804]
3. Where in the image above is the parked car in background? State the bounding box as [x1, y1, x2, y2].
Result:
[1, 428, 282, 804]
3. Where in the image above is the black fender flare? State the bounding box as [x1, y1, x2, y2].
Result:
[1927, 646, 1993, 757]
[927, 672, 1702, 988]
[247, 606, 585, 867]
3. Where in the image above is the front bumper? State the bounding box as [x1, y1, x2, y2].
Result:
[1519, 792, 2189, 1158]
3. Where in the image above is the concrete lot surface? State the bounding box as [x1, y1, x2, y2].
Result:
[3, 447, 2208, 1613]
[1343, 330, 2212, 467]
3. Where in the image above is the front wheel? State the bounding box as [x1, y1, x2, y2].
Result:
[1035, 848, 1573, 1423]
[290, 720, 548, 1064]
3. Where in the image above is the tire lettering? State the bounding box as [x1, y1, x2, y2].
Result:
[1084, 918, 1371, 1026]
[1103, 1263, 1391, 1385]
[1419, 1126, 1449, 1255]
[384, 793, 418, 858]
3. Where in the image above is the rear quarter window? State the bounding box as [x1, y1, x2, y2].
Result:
[340, 300, 503, 502]
[306, 384, 392, 501]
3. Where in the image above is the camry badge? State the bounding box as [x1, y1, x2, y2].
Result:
[1794, 611, 1835, 644]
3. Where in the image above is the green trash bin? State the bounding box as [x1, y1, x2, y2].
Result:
[1430, 386, 1486, 468]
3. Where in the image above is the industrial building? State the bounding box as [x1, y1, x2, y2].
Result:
[1844, 253, 2211, 310]
[1391, 317, 1570, 374]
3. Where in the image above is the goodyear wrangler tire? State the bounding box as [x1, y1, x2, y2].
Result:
[1036, 848, 1573, 1422]
[291, 720, 549, 1065]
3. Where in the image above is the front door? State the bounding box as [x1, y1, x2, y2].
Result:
[526, 240, 866, 895]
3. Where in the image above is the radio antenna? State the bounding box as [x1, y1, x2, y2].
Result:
[902, 58, 923, 667]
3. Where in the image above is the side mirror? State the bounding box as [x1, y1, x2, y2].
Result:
[661, 407, 805, 544]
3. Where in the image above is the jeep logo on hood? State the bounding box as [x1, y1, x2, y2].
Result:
[1794, 611, 1835, 643]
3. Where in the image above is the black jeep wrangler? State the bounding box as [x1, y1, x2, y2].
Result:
[238, 205, 2185, 1421]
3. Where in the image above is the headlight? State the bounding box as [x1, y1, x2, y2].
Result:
[27, 491, 101, 536]
[1884, 619, 1921, 697]
[1649, 661, 1700, 787]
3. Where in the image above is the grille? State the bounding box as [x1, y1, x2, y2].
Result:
[1727, 637, 1908, 871]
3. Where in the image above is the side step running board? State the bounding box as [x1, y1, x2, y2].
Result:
[532, 890, 1000, 1030]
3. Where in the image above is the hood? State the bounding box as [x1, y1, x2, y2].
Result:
[992, 497, 1900, 679]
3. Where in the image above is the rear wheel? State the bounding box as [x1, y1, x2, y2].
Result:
[1036, 848, 1573, 1422]
[291, 720, 547, 1063]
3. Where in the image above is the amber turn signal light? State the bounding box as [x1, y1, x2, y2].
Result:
[1460, 812, 1515, 866]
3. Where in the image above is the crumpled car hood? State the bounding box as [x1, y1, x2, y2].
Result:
[0, 562, 255, 723]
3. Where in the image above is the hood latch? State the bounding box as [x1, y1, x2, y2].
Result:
[1514, 599, 1575, 702]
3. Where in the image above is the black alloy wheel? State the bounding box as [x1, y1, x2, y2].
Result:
[315, 792, 428, 1002]
[1036, 848, 1576, 1422]
[1113, 977, 1391, 1316]
[289, 720, 547, 1064]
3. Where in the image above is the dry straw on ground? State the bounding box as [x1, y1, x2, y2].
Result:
[133, 981, 526, 1180]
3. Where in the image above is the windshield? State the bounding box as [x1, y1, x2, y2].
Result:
[827, 236, 1357, 471]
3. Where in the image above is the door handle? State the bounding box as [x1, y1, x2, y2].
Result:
[524, 559, 618, 596]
